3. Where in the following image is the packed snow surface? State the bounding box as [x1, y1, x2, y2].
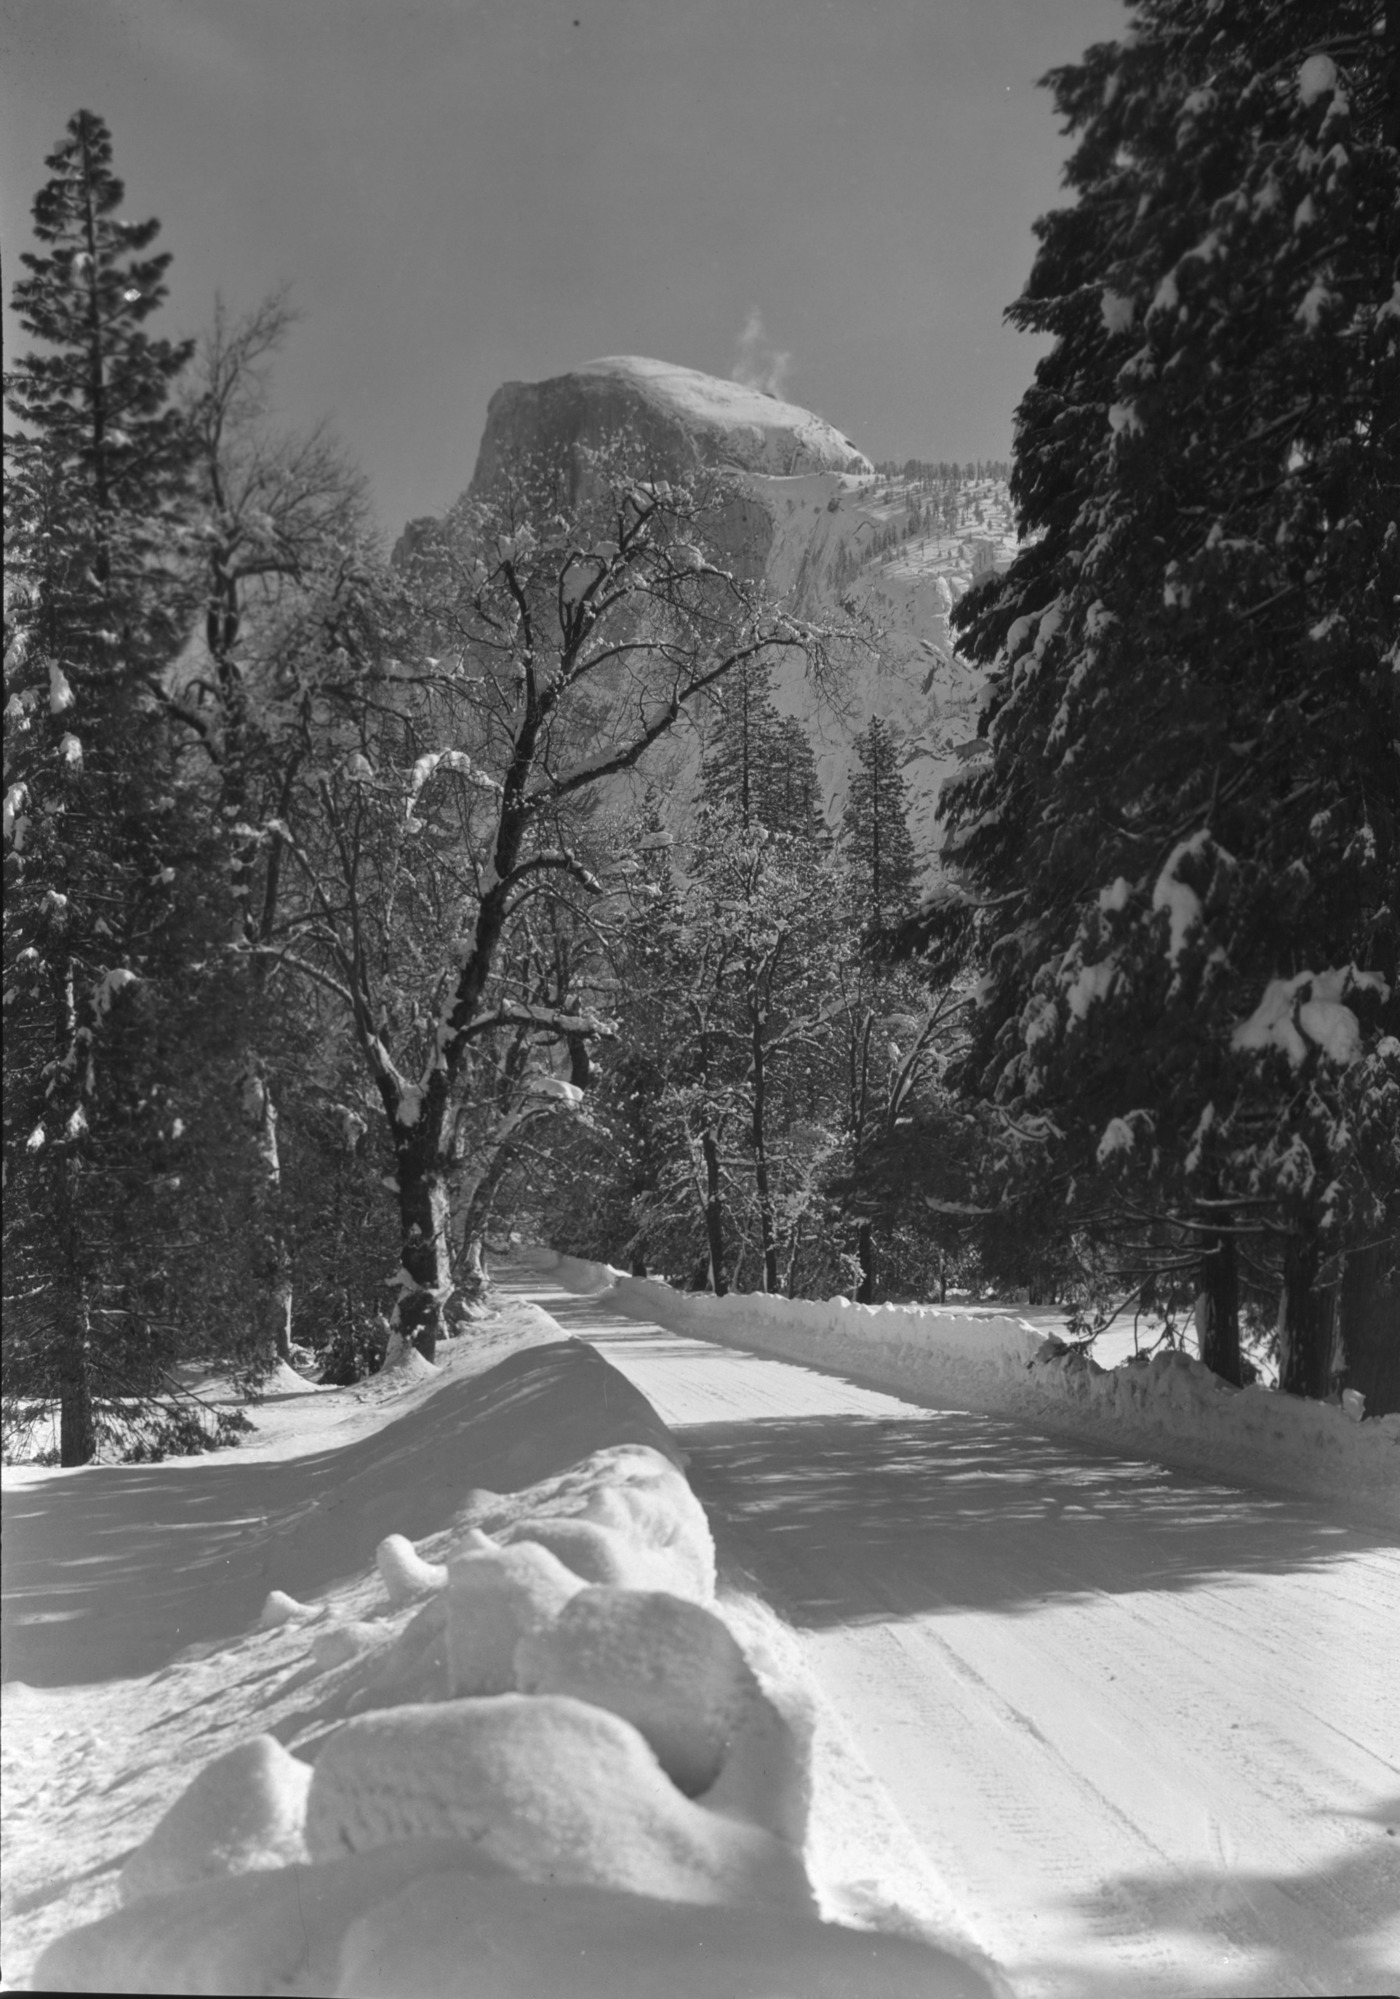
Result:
[7, 1265, 1395, 1995]
[540, 1251, 1399, 1528]
[2, 1299, 1001, 1996]
[528, 1255, 1398, 1998]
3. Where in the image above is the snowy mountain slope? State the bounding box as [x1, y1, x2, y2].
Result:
[1, 1304, 1002, 1996]
[454, 357, 1029, 881]
[747, 463, 1016, 876]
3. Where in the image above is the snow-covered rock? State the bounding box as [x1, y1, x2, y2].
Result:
[335, 1872, 999, 1999]
[257, 1588, 314, 1629]
[117, 1736, 312, 1906]
[471, 355, 872, 493]
[375, 1531, 448, 1604]
[474, 1439, 716, 1601]
[444, 1537, 585, 1696]
[304, 1693, 815, 1909]
[515, 1587, 761, 1794]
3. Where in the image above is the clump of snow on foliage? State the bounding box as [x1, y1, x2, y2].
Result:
[1232, 966, 1386, 1068]
[528, 1075, 586, 1108]
[1100, 290, 1135, 334]
[93, 966, 139, 1015]
[1095, 1116, 1136, 1163]
[1151, 830, 1221, 963]
[1296, 52, 1338, 104]
[1098, 875, 1131, 913]
[47, 659, 75, 713]
[1065, 957, 1117, 1021]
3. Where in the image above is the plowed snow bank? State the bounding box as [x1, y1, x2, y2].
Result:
[7, 1308, 1003, 1997]
[540, 1251, 1399, 1526]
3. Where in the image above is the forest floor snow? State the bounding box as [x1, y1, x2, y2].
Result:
[1, 1299, 1000, 1996]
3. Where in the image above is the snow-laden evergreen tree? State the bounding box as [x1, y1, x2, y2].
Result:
[841, 715, 918, 942]
[932, 1, 1399, 1399]
[2, 113, 230, 1462]
[698, 658, 823, 839]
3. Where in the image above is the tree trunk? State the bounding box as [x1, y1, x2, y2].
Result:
[1278, 1227, 1330, 1400]
[750, 1012, 779, 1293]
[701, 1124, 727, 1296]
[1194, 1226, 1242, 1386]
[56, 1140, 96, 1466]
[392, 1140, 452, 1362]
[57, 1280, 96, 1467]
[241, 1067, 293, 1364]
[458, 1233, 490, 1312]
[856, 1222, 877, 1304]
[1337, 1240, 1400, 1417]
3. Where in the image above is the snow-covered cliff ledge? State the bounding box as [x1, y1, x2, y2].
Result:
[540, 1252, 1400, 1530]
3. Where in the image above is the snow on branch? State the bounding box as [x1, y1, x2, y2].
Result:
[404, 749, 499, 826]
[1231, 965, 1387, 1069]
[459, 1001, 613, 1044]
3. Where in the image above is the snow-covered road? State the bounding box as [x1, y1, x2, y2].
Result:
[507, 1261, 1399, 1999]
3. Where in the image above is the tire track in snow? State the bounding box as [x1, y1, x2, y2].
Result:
[511, 1267, 1399, 1998]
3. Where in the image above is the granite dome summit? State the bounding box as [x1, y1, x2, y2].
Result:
[470, 355, 874, 490]
[410, 356, 1025, 880]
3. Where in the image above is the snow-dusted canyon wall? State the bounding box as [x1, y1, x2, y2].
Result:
[412, 353, 1028, 881]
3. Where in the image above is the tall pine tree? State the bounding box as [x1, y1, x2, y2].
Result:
[841, 716, 918, 940]
[3, 113, 217, 1461]
[934, 1, 1399, 1398]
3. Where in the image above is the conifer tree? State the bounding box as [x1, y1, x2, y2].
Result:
[842, 716, 918, 940]
[698, 659, 822, 838]
[3, 112, 218, 1460]
[933, 1, 1399, 1398]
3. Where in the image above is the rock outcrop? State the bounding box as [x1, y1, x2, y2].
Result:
[470, 355, 873, 495]
[430, 356, 1028, 880]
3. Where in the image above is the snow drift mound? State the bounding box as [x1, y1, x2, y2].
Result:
[541, 1251, 1400, 1528]
[30, 1311, 1001, 1999]
[2, 1337, 684, 1688]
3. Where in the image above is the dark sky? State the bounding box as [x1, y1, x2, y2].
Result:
[1, 0, 1127, 540]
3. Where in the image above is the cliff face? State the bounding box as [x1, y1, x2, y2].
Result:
[470, 356, 873, 492]
[441, 357, 1025, 879]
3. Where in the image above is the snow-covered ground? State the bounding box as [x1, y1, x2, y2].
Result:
[1, 1299, 1002, 1996]
[527, 1256, 1399, 1998]
[5, 1260, 1395, 1995]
